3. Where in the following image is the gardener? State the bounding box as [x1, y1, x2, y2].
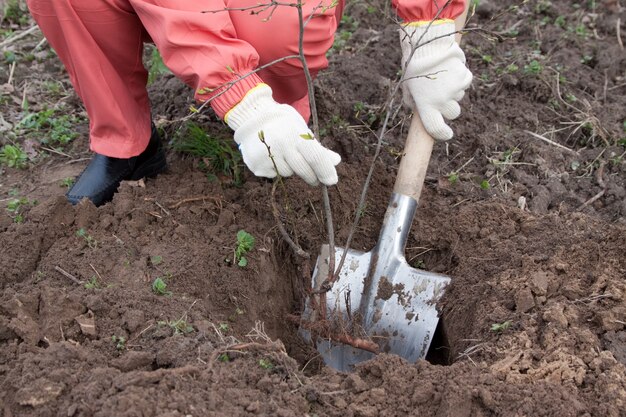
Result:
[26, 0, 471, 206]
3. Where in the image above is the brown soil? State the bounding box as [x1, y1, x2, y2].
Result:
[1, 1, 626, 416]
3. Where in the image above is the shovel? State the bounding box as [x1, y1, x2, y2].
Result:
[300, 113, 451, 371]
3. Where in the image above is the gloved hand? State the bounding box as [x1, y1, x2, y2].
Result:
[225, 84, 341, 186]
[400, 21, 473, 140]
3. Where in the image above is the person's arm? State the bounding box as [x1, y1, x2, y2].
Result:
[392, 0, 467, 23]
[392, 0, 472, 140]
[134, 0, 340, 185]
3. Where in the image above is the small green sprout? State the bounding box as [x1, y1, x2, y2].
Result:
[554, 15, 566, 28]
[523, 60, 543, 75]
[76, 228, 97, 249]
[235, 230, 255, 267]
[59, 177, 75, 189]
[84, 276, 101, 290]
[0, 145, 28, 169]
[158, 318, 194, 335]
[504, 63, 519, 73]
[218, 323, 230, 332]
[150, 255, 163, 266]
[490, 321, 512, 332]
[152, 277, 172, 296]
[218, 353, 230, 362]
[447, 172, 459, 185]
[259, 358, 274, 370]
[111, 335, 126, 350]
[480, 180, 491, 190]
[412, 259, 426, 270]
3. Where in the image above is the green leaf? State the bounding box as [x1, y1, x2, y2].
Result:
[490, 321, 512, 332]
[299, 133, 314, 140]
[236, 230, 255, 251]
[238, 256, 248, 267]
[150, 255, 163, 266]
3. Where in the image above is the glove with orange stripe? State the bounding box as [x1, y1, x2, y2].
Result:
[400, 20, 473, 140]
[226, 84, 341, 186]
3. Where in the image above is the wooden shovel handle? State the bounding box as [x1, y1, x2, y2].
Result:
[392, 115, 435, 202]
[392, 6, 470, 203]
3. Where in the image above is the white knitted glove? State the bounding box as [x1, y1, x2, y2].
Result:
[400, 21, 473, 140]
[225, 84, 341, 186]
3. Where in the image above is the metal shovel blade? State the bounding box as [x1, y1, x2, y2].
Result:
[300, 193, 451, 372]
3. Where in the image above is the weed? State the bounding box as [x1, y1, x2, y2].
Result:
[173, 122, 243, 185]
[258, 358, 274, 370]
[6, 197, 31, 223]
[412, 259, 426, 270]
[111, 335, 126, 350]
[218, 323, 230, 332]
[330, 15, 358, 54]
[228, 307, 245, 322]
[481, 55, 493, 64]
[504, 63, 519, 73]
[489, 147, 520, 173]
[152, 276, 172, 296]
[580, 55, 594, 65]
[235, 230, 255, 267]
[16, 108, 80, 146]
[523, 60, 543, 75]
[84, 276, 101, 290]
[565, 93, 578, 103]
[150, 255, 163, 266]
[490, 321, 512, 332]
[146, 46, 170, 84]
[4, 50, 16, 64]
[158, 318, 194, 335]
[554, 15, 566, 28]
[480, 179, 491, 190]
[59, 177, 75, 188]
[43, 80, 63, 95]
[0, 144, 28, 168]
[218, 353, 230, 362]
[76, 228, 97, 249]
[534, 0, 552, 13]
[574, 24, 588, 38]
[447, 172, 459, 185]
[356, 202, 369, 218]
[2, 0, 29, 25]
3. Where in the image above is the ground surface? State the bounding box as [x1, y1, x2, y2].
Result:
[1, 0, 626, 416]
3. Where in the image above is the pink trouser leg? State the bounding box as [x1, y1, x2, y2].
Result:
[26, 0, 152, 158]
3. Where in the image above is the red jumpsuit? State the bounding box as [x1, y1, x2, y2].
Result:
[26, 0, 466, 158]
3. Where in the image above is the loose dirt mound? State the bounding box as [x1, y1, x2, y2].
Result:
[1, 1, 625, 416]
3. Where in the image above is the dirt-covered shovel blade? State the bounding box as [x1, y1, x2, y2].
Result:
[300, 115, 451, 372]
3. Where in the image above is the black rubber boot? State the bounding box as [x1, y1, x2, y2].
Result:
[66, 125, 167, 206]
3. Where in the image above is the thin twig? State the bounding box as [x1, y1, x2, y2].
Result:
[331, 98, 396, 283]
[7, 61, 16, 85]
[270, 182, 310, 259]
[0, 25, 39, 48]
[89, 264, 103, 282]
[524, 130, 578, 154]
[54, 265, 83, 285]
[168, 196, 222, 209]
[41, 146, 73, 158]
[577, 160, 607, 211]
